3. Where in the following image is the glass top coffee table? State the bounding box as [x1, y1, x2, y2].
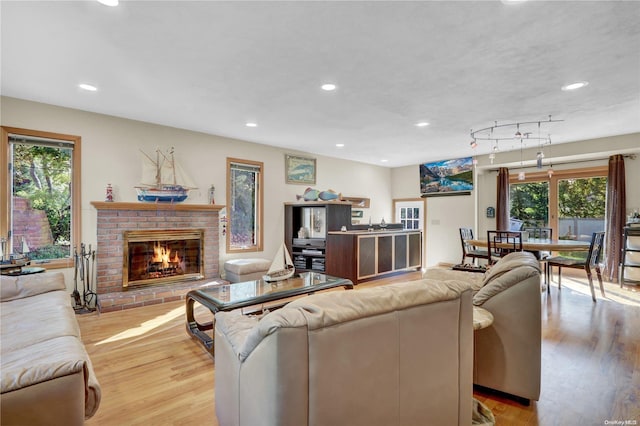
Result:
[185, 272, 353, 356]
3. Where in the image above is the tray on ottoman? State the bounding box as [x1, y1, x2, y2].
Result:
[452, 264, 487, 273]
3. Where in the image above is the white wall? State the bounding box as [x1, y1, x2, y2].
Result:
[391, 165, 475, 267]
[4, 96, 638, 273]
[392, 133, 640, 266]
[1, 96, 392, 276]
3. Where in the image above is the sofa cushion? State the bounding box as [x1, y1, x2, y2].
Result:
[422, 267, 485, 291]
[1, 290, 81, 353]
[1, 272, 66, 302]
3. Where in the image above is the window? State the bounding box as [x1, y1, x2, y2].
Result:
[226, 158, 263, 252]
[510, 180, 550, 228]
[1, 127, 81, 268]
[509, 166, 607, 257]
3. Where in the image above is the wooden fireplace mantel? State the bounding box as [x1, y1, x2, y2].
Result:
[91, 201, 225, 212]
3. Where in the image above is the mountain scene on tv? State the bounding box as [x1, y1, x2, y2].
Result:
[420, 157, 473, 194]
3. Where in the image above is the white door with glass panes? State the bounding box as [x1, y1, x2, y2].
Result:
[395, 201, 424, 231]
[394, 199, 426, 268]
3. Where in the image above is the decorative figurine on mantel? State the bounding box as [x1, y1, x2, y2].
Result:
[105, 184, 114, 202]
[208, 185, 216, 204]
[135, 147, 197, 203]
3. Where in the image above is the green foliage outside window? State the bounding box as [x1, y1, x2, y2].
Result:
[510, 181, 549, 228]
[510, 175, 606, 260]
[558, 177, 606, 219]
[230, 168, 257, 248]
[12, 144, 72, 259]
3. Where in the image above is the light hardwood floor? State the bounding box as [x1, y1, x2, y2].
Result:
[79, 271, 640, 426]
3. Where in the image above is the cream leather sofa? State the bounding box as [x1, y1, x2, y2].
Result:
[425, 251, 543, 403]
[214, 279, 473, 426]
[1, 272, 101, 425]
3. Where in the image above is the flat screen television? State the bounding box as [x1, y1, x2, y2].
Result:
[420, 156, 473, 196]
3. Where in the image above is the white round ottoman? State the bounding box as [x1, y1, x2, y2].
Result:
[224, 258, 272, 283]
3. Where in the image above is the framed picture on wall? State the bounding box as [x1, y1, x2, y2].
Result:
[285, 154, 316, 185]
[419, 156, 473, 196]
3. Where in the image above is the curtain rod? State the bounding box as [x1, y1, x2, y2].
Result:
[486, 153, 636, 173]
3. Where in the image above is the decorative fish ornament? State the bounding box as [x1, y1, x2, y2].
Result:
[296, 187, 320, 201]
[319, 189, 340, 201]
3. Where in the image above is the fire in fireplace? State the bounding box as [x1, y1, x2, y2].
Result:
[123, 229, 204, 288]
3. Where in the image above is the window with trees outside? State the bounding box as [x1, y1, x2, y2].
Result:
[226, 158, 263, 253]
[1, 127, 81, 268]
[509, 166, 607, 259]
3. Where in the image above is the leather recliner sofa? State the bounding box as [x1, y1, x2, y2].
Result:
[425, 251, 543, 403]
[1, 272, 101, 425]
[214, 278, 474, 426]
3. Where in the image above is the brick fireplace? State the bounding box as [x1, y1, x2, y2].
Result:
[91, 202, 224, 312]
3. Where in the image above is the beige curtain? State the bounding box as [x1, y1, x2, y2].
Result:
[496, 167, 510, 231]
[605, 155, 626, 282]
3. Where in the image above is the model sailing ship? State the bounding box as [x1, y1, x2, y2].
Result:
[136, 147, 197, 203]
[263, 243, 295, 282]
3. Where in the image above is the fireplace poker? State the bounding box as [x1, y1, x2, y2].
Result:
[82, 245, 98, 311]
[71, 246, 81, 307]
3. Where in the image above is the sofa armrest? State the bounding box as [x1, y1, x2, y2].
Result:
[1, 335, 101, 419]
[1, 357, 84, 394]
[0, 272, 66, 302]
[1, 368, 86, 425]
[473, 274, 542, 401]
[214, 311, 260, 361]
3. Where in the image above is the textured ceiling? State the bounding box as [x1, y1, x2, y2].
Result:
[2, 1, 639, 167]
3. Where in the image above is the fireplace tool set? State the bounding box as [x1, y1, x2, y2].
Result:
[73, 243, 99, 313]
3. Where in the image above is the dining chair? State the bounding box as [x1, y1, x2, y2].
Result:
[545, 232, 605, 302]
[523, 227, 553, 240]
[486, 230, 523, 264]
[459, 228, 489, 265]
[523, 227, 553, 281]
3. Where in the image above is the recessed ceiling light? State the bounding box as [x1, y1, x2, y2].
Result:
[78, 83, 97, 92]
[97, 0, 119, 6]
[321, 83, 337, 91]
[380, 159, 388, 163]
[336, 143, 345, 148]
[245, 122, 257, 127]
[415, 122, 430, 127]
[561, 81, 589, 91]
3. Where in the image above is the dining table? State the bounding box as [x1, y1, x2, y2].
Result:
[468, 238, 591, 252]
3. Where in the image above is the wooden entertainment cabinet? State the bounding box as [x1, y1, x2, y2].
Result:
[284, 201, 422, 283]
[284, 201, 352, 274]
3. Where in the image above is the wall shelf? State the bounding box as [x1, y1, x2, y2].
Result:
[340, 196, 370, 208]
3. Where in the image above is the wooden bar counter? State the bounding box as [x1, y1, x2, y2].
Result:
[326, 229, 422, 284]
